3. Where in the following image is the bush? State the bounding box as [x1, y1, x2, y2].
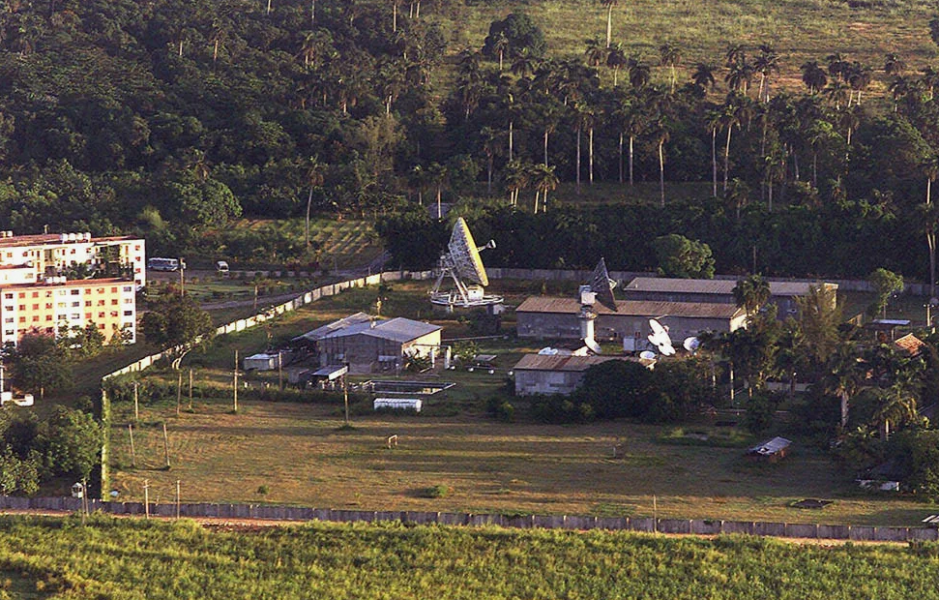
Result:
[486, 397, 515, 422]
[421, 484, 452, 499]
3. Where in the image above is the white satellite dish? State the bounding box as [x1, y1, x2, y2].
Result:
[430, 218, 503, 308]
[639, 350, 657, 361]
[648, 319, 676, 356]
[683, 337, 700, 354]
[584, 337, 602, 354]
[538, 347, 559, 356]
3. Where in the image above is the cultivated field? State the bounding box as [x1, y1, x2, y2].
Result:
[3, 516, 939, 599]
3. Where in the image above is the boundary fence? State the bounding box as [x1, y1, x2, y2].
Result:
[2, 496, 936, 542]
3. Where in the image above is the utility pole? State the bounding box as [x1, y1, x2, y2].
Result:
[176, 480, 181, 520]
[133, 382, 139, 422]
[128, 423, 136, 468]
[162, 422, 171, 469]
[188, 369, 193, 410]
[176, 370, 182, 416]
[278, 352, 283, 390]
[343, 363, 350, 425]
[143, 480, 150, 519]
[233, 349, 239, 413]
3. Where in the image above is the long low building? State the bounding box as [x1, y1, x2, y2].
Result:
[293, 312, 442, 374]
[513, 354, 648, 396]
[515, 297, 746, 346]
[620, 277, 837, 318]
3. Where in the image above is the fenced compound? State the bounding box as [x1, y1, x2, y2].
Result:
[1, 496, 935, 543]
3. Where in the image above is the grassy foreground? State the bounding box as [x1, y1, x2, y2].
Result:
[1, 516, 938, 599]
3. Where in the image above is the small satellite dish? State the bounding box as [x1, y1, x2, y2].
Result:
[683, 337, 700, 354]
[639, 350, 657, 361]
[538, 347, 559, 356]
[648, 319, 676, 356]
[584, 338, 602, 354]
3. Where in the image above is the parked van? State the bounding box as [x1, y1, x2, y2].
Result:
[215, 260, 230, 274]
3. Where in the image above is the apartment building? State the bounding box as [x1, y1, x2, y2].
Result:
[0, 231, 145, 346]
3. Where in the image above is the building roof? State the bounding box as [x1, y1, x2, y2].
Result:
[515, 296, 744, 320]
[748, 437, 791, 456]
[513, 354, 640, 372]
[0, 277, 130, 290]
[295, 313, 441, 345]
[622, 277, 836, 297]
[894, 333, 927, 358]
[0, 232, 137, 249]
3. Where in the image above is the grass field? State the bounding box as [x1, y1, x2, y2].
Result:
[434, 0, 939, 100]
[103, 279, 939, 527]
[2, 516, 939, 599]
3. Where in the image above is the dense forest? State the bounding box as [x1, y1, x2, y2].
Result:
[1, 1, 939, 278]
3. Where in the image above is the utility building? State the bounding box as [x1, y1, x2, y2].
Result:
[620, 277, 837, 319]
[515, 297, 746, 349]
[293, 312, 442, 374]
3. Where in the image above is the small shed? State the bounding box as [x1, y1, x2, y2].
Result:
[746, 437, 791, 463]
[244, 353, 278, 371]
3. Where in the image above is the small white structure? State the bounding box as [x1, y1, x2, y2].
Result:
[71, 482, 84, 499]
[244, 353, 278, 371]
[374, 398, 422, 412]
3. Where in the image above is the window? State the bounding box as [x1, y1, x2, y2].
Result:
[31, 316, 38, 322]
[3, 293, 10, 299]
[18, 293, 24, 298]
[123, 311, 133, 317]
[17, 305, 23, 311]
[97, 300, 105, 306]
[85, 301, 91, 307]
[71, 301, 79, 308]
[3, 318, 12, 323]
[44, 291, 52, 298]
[124, 298, 133, 304]
[85, 313, 91, 320]
[70, 290, 79, 295]
[111, 299, 118, 305]
[3, 306, 11, 312]
[111, 287, 117, 293]
[3, 330, 12, 336]
[123, 286, 132, 293]
[17, 317, 24, 323]
[70, 313, 80, 320]
[98, 312, 105, 318]
[31, 304, 38, 310]
[45, 315, 52, 321]
[31, 292, 38, 298]
[110, 311, 118, 317]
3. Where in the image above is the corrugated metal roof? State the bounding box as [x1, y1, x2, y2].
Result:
[513, 354, 640, 372]
[295, 313, 440, 344]
[515, 296, 743, 319]
[623, 277, 836, 297]
[894, 333, 926, 357]
[748, 437, 791, 456]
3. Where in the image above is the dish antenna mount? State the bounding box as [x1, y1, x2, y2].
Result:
[430, 218, 504, 309]
[578, 258, 618, 354]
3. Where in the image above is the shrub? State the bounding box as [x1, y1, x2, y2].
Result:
[421, 484, 452, 498]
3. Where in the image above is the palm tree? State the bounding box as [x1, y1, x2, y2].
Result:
[428, 162, 448, 219]
[584, 38, 606, 68]
[650, 120, 669, 207]
[606, 43, 628, 87]
[921, 154, 939, 298]
[479, 127, 499, 196]
[599, 0, 618, 48]
[659, 41, 681, 93]
[619, 96, 646, 187]
[511, 49, 540, 79]
[726, 59, 753, 94]
[720, 94, 742, 193]
[530, 164, 559, 212]
[884, 52, 907, 77]
[800, 61, 828, 93]
[409, 165, 429, 205]
[305, 157, 326, 246]
[705, 109, 722, 197]
[871, 382, 919, 441]
[627, 57, 651, 89]
[821, 342, 861, 429]
[503, 160, 529, 206]
[826, 52, 849, 82]
[753, 44, 779, 102]
[691, 62, 717, 95]
[493, 31, 509, 71]
[846, 61, 872, 106]
[732, 273, 770, 319]
[724, 43, 746, 69]
[726, 177, 751, 223]
[824, 80, 850, 110]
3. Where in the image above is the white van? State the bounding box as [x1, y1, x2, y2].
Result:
[215, 260, 230, 274]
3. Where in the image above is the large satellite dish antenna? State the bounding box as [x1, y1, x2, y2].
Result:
[430, 218, 504, 309]
[577, 258, 618, 354]
[648, 319, 676, 356]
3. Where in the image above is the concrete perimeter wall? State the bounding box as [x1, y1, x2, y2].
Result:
[3, 496, 936, 543]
